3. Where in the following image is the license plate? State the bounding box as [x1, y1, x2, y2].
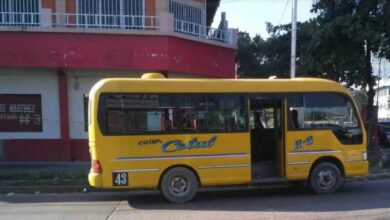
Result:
[112, 172, 128, 186]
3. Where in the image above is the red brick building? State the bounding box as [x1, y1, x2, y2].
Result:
[0, 0, 237, 161]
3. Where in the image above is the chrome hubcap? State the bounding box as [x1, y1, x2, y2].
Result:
[169, 176, 189, 195]
[317, 168, 336, 190]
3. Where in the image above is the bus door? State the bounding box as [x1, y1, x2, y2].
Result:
[249, 98, 284, 180]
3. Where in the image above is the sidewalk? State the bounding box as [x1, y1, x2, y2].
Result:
[349, 168, 390, 182]
[0, 162, 389, 194]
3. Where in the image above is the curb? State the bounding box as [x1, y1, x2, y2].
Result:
[0, 185, 89, 194]
[347, 171, 390, 182]
[1, 172, 390, 195]
[0, 178, 90, 194]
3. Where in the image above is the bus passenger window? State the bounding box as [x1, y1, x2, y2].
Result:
[290, 109, 299, 129]
[163, 109, 172, 132]
[179, 109, 194, 131]
[99, 93, 247, 135]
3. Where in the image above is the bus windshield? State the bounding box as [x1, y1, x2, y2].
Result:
[288, 93, 362, 144]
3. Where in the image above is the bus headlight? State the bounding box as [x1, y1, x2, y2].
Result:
[362, 152, 367, 161]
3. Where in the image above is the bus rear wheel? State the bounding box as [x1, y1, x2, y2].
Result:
[309, 162, 342, 194]
[160, 167, 198, 203]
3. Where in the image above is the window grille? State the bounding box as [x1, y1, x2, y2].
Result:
[77, 0, 144, 29]
[169, 0, 203, 36]
[0, 0, 40, 26]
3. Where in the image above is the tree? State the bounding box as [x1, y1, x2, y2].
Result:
[236, 32, 262, 77]
[236, 21, 317, 79]
[236, 0, 390, 121]
[265, 21, 318, 78]
[311, 0, 390, 119]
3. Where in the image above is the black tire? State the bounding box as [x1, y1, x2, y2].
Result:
[160, 167, 198, 203]
[309, 162, 342, 194]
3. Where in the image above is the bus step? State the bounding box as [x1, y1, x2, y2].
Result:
[251, 178, 287, 184]
[252, 162, 278, 179]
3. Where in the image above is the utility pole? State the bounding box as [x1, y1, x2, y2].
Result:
[290, 0, 297, 78]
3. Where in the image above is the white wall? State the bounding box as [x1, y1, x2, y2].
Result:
[67, 74, 100, 139]
[376, 86, 390, 120]
[0, 68, 60, 139]
[0, 68, 203, 140]
[67, 69, 143, 139]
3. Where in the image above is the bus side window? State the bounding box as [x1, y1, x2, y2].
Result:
[163, 109, 172, 132]
[290, 109, 299, 129]
[180, 109, 194, 131]
[193, 118, 198, 130]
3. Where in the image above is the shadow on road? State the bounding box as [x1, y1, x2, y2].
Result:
[127, 180, 390, 212]
[1, 179, 389, 213]
[0, 191, 142, 204]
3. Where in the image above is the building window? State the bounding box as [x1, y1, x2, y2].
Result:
[0, 0, 40, 26]
[98, 93, 247, 135]
[169, 0, 204, 36]
[0, 94, 42, 132]
[77, 0, 144, 29]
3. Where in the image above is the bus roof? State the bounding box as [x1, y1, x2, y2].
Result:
[90, 77, 350, 95]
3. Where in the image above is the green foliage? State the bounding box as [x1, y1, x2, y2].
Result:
[236, 32, 262, 77]
[236, 0, 390, 119]
[310, 0, 389, 116]
[237, 21, 319, 79]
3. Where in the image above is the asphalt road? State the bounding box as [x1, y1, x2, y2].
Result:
[1, 179, 390, 220]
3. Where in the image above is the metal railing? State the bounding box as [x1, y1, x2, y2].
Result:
[0, 12, 159, 30]
[0, 12, 40, 26]
[173, 19, 233, 44]
[52, 13, 159, 30]
[0, 12, 235, 46]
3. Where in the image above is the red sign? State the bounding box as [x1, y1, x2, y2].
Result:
[0, 94, 42, 132]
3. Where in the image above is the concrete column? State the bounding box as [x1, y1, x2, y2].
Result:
[56, 0, 66, 26]
[156, 0, 170, 14]
[41, 8, 52, 27]
[58, 68, 71, 161]
[229, 28, 238, 48]
[202, 1, 206, 26]
[159, 12, 174, 34]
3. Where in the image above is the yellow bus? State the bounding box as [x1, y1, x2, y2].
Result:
[88, 74, 368, 203]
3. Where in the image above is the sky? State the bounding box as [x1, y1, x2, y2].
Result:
[212, 0, 317, 38]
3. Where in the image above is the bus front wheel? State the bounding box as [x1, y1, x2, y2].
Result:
[160, 167, 198, 203]
[309, 162, 342, 194]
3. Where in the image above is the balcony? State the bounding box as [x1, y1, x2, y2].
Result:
[0, 11, 237, 48]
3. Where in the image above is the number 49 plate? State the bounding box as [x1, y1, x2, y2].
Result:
[112, 172, 128, 186]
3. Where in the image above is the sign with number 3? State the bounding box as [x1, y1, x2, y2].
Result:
[112, 172, 128, 186]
